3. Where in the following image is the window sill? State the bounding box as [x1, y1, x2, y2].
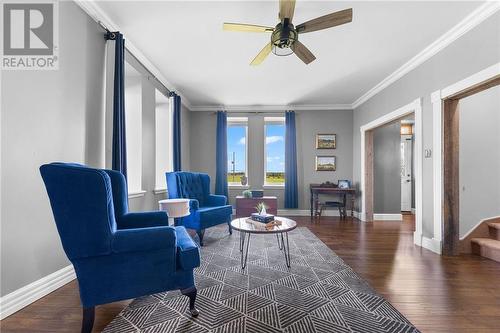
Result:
[228, 184, 250, 189]
[128, 190, 147, 199]
[153, 188, 167, 195]
[263, 184, 285, 189]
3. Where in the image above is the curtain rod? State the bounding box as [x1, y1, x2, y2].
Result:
[98, 21, 172, 96]
[209, 111, 289, 115]
[125, 50, 171, 96]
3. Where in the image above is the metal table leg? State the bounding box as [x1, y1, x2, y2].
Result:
[239, 230, 244, 252]
[240, 232, 251, 269]
[276, 233, 283, 250]
[280, 232, 291, 268]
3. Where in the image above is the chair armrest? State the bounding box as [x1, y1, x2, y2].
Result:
[206, 194, 227, 207]
[117, 211, 169, 229]
[112, 226, 176, 253]
[174, 226, 200, 270]
[189, 199, 199, 211]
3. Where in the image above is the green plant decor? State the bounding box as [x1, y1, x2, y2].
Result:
[242, 190, 252, 198]
[255, 202, 268, 215]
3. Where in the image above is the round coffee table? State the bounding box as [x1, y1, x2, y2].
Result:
[230, 216, 297, 269]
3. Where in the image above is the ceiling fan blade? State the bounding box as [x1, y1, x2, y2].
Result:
[250, 42, 273, 66]
[291, 40, 316, 64]
[223, 23, 274, 33]
[279, 0, 296, 21]
[296, 8, 352, 34]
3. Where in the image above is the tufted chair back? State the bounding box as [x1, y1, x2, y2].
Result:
[40, 163, 117, 260]
[166, 172, 210, 206]
[102, 169, 129, 220]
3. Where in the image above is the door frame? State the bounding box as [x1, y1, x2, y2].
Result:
[360, 98, 423, 247]
[432, 62, 500, 255]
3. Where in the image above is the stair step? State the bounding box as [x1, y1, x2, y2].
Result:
[487, 222, 500, 240]
[471, 238, 500, 262]
[487, 222, 500, 229]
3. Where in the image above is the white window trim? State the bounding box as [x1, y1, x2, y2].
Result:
[154, 89, 173, 193]
[227, 117, 249, 186]
[128, 190, 147, 199]
[264, 117, 286, 186]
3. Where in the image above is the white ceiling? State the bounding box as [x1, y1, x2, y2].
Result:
[95, 1, 482, 109]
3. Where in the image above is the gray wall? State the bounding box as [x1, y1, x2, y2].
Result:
[373, 122, 401, 214]
[1, 2, 106, 296]
[352, 12, 500, 238]
[459, 85, 500, 238]
[189, 110, 353, 210]
[0, 1, 189, 296]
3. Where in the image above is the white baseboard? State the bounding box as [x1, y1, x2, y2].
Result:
[355, 211, 366, 221]
[373, 213, 403, 221]
[0, 265, 76, 320]
[414, 232, 422, 246]
[421, 236, 442, 255]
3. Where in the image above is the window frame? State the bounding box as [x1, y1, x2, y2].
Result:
[124, 61, 145, 198]
[227, 117, 249, 188]
[154, 89, 173, 194]
[264, 116, 286, 188]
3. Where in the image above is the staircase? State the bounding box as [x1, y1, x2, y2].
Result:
[471, 221, 500, 262]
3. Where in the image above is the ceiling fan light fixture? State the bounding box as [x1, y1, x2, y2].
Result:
[271, 27, 297, 56]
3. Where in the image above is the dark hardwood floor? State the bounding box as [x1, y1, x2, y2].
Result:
[2, 215, 499, 332]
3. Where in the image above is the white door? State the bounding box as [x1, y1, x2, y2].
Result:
[401, 135, 413, 211]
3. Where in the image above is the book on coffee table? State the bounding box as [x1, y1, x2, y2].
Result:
[250, 213, 275, 223]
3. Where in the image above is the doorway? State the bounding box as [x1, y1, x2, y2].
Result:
[360, 98, 423, 246]
[400, 118, 414, 213]
[432, 64, 500, 255]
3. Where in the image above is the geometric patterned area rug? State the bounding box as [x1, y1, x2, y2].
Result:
[103, 225, 420, 333]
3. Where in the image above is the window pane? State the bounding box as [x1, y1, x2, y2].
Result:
[227, 125, 247, 184]
[265, 123, 285, 184]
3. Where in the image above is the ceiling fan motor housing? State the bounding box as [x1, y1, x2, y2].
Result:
[271, 20, 298, 56]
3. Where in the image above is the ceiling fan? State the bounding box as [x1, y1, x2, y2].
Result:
[223, 0, 352, 65]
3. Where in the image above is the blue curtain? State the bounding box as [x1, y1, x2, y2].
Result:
[171, 92, 182, 171]
[285, 111, 298, 208]
[108, 32, 127, 179]
[215, 111, 228, 198]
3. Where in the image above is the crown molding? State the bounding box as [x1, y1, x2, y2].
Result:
[74, 0, 193, 110]
[76, 0, 499, 113]
[189, 104, 353, 112]
[351, 1, 500, 109]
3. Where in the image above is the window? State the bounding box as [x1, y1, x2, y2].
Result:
[124, 62, 143, 195]
[265, 117, 285, 185]
[154, 89, 173, 192]
[227, 117, 248, 186]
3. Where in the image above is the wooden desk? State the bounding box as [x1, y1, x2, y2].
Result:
[309, 184, 356, 218]
[235, 196, 278, 218]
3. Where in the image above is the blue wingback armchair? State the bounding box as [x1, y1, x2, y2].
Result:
[40, 163, 200, 333]
[166, 172, 232, 245]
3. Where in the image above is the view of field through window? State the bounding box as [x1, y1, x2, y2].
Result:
[227, 124, 246, 184]
[226, 120, 285, 185]
[265, 122, 285, 184]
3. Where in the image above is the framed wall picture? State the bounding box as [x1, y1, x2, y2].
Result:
[316, 134, 336, 149]
[316, 156, 336, 171]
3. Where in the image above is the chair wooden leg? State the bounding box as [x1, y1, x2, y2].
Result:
[197, 229, 205, 246]
[81, 306, 95, 333]
[181, 286, 199, 317]
[228, 221, 233, 235]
